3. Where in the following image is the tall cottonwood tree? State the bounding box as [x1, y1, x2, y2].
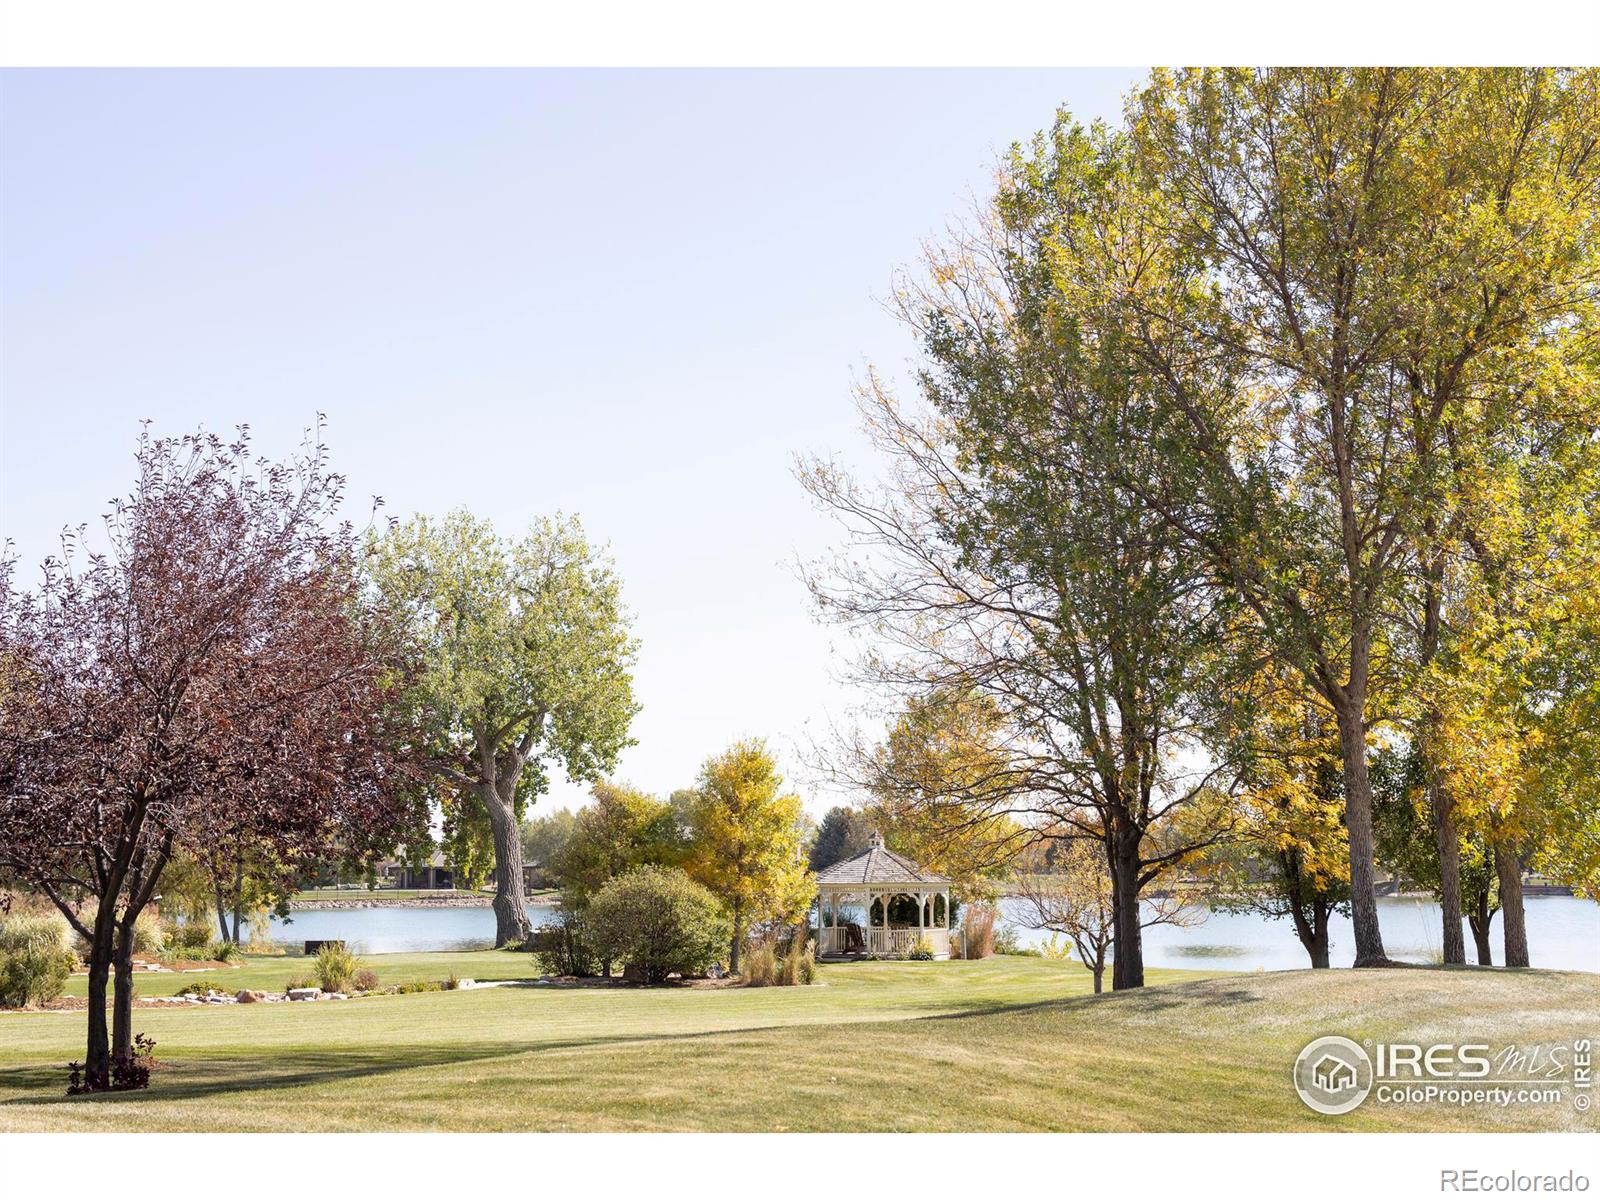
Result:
[0, 428, 420, 1087]
[800, 180, 1241, 985]
[368, 511, 638, 947]
[1007, 68, 1600, 966]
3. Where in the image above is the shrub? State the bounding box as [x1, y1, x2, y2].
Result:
[533, 908, 599, 977]
[742, 942, 778, 986]
[586, 865, 731, 984]
[352, 968, 379, 992]
[0, 913, 76, 1008]
[1038, 933, 1073, 961]
[173, 978, 231, 998]
[282, 974, 313, 992]
[960, 902, 996, 960]
[70, 909, 165, 961]
[992, 924, 1022, 955]
[391, 979, 442, 994]
[313, 942, 359, 993]
[442, 972, 461, 990]
[906, 935, 935, 961]
[211, 940, 243, 963]
[161, 919, 215, 959]
[69, 1032, 156, 1095]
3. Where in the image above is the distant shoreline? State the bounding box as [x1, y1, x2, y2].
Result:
[289, 892, 560, 911]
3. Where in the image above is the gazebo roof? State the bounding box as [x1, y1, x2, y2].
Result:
[814, 833, 949, 887]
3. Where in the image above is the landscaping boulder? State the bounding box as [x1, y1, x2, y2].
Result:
[236, 989, 266, 1003]
[287, 987, 321, 1001]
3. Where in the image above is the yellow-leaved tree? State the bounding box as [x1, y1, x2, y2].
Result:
[860, 689, 1026, 903]
[683, 740, 812, 973]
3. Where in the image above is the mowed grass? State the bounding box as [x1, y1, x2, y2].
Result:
[59, 949, 545, 997]
[3, 956, 1595, 1132]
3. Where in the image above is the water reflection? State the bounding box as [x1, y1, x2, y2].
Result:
[1001, 894, 1600, 972]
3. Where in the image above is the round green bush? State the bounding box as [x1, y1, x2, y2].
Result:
[585, 866, 731, 984]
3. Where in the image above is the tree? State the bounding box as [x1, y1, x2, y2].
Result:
[808, 806, 876, 872]
[799, 148, 1240, 986]
[368, 511, 639, 947]
[1199, 663, 1352, 968]
[1371, 749, 1502, 965]
[555, 780, 682, 904]
[682, 740, 812, 973]
[0, 427, 420, 1087]
[585, 865, 731, 984]
[1012, 838, 1196, 993]
[856, 690, 1024, 901]
[521, 807, 579, 890]
[1110, 68, 1600, 966]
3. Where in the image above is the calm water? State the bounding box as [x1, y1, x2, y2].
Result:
[1001, 894, 1600, 973]
[255, 894, 1598, 971]
[249, 903, 561, 954]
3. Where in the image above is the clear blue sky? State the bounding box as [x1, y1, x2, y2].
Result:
[0, 68, 1141, 815]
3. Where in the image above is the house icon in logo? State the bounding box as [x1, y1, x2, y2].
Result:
[1295, 1036, 1373, 1114]
[1312, 1054, 1358, 1093]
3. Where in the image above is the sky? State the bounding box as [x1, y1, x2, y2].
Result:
[0, 68, 1142, 816]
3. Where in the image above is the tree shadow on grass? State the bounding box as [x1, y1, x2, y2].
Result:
[0, 1024, 796, 1113]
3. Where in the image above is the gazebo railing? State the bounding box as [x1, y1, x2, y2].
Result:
[818, 926, 950, 957]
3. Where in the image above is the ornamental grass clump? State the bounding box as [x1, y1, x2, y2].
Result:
[960, 903, 996, 960]
[742, 941, 779, 986]
[779, 935, 816, 984]
[0, 912, 77, 1008]
[313, 942, 360, 993]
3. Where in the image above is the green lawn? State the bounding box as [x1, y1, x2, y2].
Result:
[3, 955, 1595, 1132]
[60, 949, 545, 997]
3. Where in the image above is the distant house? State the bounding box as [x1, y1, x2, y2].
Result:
[381, 852, 455, 890]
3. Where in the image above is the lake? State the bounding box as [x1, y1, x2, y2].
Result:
[254, 894, 1600, 972]
[1002, 894, 1600, 972]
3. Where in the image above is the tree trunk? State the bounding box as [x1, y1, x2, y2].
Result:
[1288, 894, 1332, 968]
[1468, 892, 1495, 966]
[1310, 901, 1331, 969]
[230, 853, 244, 943]
[1430, 781, 1466, 965]
[1109, 826, 1144, 990]
[82, 914, 115, 1089]
[112, 919, 136, 1062]
[1421, 544, 1465, 965]
[1492, 829, 1529, 968]
[1091, 954, 1105, 994]
[730, 899, 744, 974]
[214, 875, 232, 943]
[1332, 697, 1388, 966]
[481, 780, 531, 948]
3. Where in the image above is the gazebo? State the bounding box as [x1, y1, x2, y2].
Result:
[814, 833, 953, 959]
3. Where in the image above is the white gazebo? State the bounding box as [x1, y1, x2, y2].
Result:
[814, 833, 953, 959]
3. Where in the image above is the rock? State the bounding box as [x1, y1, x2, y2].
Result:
[287, 987, 321, 1001]
[455, 979, 475, 990]
[236, 989, 265, 1003]
[326, 992, 348, 1000]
